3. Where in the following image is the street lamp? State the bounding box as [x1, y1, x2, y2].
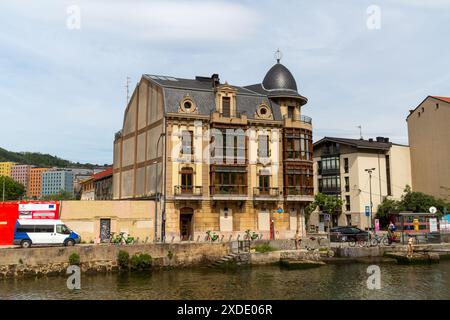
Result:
[365, 168, 376, 234]
[153, 133, 166, 243]
[2, 177, 5, 202]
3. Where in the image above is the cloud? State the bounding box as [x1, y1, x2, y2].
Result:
[79, 0, 261, 42]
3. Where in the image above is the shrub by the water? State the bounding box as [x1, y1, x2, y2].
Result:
[254, 243, 276, 253]
[130, 253, 152, 271]
[117, 250, 130, 269]
[69, 252, 80, 265]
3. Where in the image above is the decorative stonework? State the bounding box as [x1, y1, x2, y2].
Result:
[179, 94, 197, 114]
[256, 103, 273, 120]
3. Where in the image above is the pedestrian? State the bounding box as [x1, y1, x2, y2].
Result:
[295, 231, 301, 250]
[407, 235, 414, 258]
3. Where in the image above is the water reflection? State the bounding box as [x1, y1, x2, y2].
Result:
[1, 263, 450, 300]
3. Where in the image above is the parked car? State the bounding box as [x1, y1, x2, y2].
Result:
[329, 226, 369, 242]
[13, 219, 81, 248]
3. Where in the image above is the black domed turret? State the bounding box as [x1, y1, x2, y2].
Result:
[262, 63, 298, 92]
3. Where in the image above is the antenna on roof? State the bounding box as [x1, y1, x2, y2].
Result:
[275, 49, 283, 64]
[125, 76, 131, 105]
[357, 125, 363, 140]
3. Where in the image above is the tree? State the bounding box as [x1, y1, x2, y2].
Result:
[376, 185, 450, 225]
[376, 198, 400, 227]
[400, 186, 448, 218]
[41, 190, 75, 201]
[0, 176, 25, 200]
[305, 193, 344, 224]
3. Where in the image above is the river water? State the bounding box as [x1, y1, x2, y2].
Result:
[1, 262, 450, 300]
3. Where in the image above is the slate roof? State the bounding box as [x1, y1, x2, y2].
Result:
[143, 74, 284, 121]
[314, 137, 393, 151]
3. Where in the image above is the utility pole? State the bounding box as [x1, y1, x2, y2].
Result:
[365, 168, 376, 235]
[2, 177, 5, 202]
[153, 133, 166, 243]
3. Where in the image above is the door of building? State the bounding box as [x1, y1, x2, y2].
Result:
[180, 208, 193, 241]
[100, 219, 111, 243]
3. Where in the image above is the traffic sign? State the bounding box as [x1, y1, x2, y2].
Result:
[429, 206, 437, 214]
[365, 206, 371, 217]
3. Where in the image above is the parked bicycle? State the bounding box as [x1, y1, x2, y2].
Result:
[110, 232, 135, 245]
[206, 230, 219, 242]
[244, 229, 259, 241]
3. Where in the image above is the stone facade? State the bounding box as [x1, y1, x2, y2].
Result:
[113, 59, 314, 240]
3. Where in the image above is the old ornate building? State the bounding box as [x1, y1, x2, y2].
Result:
[113, 56, 314, 241]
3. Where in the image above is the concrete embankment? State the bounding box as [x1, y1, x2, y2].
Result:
[0, 242, 230, 279]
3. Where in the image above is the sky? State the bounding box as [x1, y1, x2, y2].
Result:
[1, 0, 449, 165]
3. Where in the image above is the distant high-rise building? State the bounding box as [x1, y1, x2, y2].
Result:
[41, 170, 74, 196]
[0, 162, 17, 177]
[27, 167, 51, 199]
[11, 164, 32, 191]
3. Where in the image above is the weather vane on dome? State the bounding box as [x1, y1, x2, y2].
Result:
[274, 49, 283, 63]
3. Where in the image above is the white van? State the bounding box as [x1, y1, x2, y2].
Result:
[13, 219, 81, 248]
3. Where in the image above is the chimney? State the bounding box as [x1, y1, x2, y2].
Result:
[369, 138, 374, 142]
[384, 137, 390, 143]
[211, 74, 220, 89]
[376, 137, 384, 142]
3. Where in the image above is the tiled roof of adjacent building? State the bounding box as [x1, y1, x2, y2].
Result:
[431, 96, 450, 103]
[93, 168, 113, 181]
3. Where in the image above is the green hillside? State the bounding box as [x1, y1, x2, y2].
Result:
[0, 147, 106, 169]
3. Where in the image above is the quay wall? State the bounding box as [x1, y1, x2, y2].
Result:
[0, 242, 229, 279]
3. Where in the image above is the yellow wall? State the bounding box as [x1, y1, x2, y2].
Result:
[0, 162, 16, 177]
[60, 200, 156, 243]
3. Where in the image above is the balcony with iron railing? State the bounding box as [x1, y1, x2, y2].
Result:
[174, 186, 203, 197]
[210, 111, 248, 125]
[211, 185, 247, 196]
[283, 114, 313, 129]
[285, 186, 314, 196]
[253, 187, 280, 199]
[318, 168, 340, 176]
[319, 186, 341, 195]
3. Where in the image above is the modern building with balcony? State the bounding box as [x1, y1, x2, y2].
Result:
[113, 54, 313, 241]
[311, 136, 412, 231]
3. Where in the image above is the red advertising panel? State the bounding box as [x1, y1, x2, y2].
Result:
[0, 202, 19, 245]
[18, 201, 59, 219]
[0, 201, 59, 245]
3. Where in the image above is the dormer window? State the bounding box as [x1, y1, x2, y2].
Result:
[184, 101, 192, 110]
[179, 96, 197, 113]
[222, 97, 231, 117]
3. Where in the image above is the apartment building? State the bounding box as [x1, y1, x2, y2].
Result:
[407, 96, 450, 201]
[311, 137, 412, 231]
[113, 57, 314, 241]
[41, 169, 74, 196]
